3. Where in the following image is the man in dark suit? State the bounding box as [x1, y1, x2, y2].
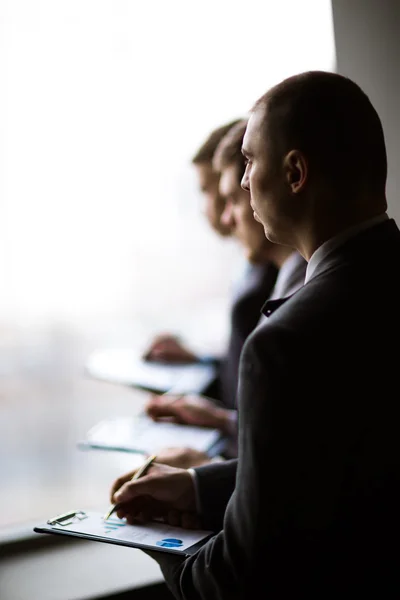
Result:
[109, 71, 400, 598]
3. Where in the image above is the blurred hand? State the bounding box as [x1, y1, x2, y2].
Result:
[110, 461, 200, 528]
[145, 393, 230, 430]
[155, 446, 211, 469]
[142, 334, 198, 364]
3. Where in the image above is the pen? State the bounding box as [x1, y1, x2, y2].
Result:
[103, 453, 157, 521]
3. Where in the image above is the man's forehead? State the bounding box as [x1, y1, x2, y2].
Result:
[219, 164, 239, 196]
[242, 110, 265, 155]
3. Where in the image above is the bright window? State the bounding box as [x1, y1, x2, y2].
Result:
[0, 0, 335, 530]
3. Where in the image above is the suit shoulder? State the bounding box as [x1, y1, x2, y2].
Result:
[242, 269, 354, 359]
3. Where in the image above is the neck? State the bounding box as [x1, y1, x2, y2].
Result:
[296, 199, 387, 261]
[266, 244, 294, 268]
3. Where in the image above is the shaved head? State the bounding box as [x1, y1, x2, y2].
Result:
[252, 71, 387, 196]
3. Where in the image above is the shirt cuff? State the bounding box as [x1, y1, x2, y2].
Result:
[187, 468, 201, 514]
[187, 457, 225, 515]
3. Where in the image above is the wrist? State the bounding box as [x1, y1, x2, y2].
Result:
[214, 407, 236, 434]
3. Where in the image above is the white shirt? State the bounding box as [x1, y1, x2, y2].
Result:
[268, 251, 306, 300]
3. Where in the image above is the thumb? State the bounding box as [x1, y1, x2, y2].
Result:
[113, 475, 154, 504]
[147, 403, 175, 418]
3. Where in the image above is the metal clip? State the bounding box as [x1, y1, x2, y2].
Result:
[47, 510, 88, 526]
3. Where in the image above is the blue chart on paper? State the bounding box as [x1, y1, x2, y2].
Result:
[103, 517, 127, 534]
[156, 537, 183, 548]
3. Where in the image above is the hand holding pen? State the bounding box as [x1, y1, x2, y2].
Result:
[107, 459, 200, 529]
[104, 454, 157, 520]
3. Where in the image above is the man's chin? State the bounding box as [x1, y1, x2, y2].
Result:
[213, 223, 231, 237]
[246, 249, 263, 265]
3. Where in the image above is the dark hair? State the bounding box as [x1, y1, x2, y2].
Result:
[253, 71, 387, 194]
[213, 119, 248, 181]
[191, 119, 242, 165]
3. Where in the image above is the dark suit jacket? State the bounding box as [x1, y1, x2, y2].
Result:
[154, 219, 400, 599]
[217, 260, 278, 409]
[219, 252, 306, 409]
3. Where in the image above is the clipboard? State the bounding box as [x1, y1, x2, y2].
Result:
[85, 348, 218, 394]
[34, 510, 213, 557]
[78, 414, 227, 457]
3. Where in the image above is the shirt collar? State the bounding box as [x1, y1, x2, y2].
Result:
[305, 213, 389, 284]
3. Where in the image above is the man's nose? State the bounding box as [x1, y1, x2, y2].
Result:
[241, 171, 249, 192]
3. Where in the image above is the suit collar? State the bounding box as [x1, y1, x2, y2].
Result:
[306, 213, 389, 283]
[310, 217, 398, 282]
[261, 218, 400, 319]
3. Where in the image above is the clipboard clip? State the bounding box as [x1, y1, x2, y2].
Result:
[47, 510, 88, 526]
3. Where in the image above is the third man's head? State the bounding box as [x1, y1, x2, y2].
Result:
[192, 120, 241, 237]
[213, 119, 275, 264]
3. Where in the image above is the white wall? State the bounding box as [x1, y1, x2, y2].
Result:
[332, 0, 400, 224]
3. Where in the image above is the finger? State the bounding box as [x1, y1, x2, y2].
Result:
[144, 340, 178, 361]
[142, 348, 155, 360]
[110, 463, 147, 497]
[151, 393, 182, 407]
[110, 471, 136, 502]
[120, 497, 168, 524]
[153, 334, 178, 345]
[113, 475, 156, 504]
[114, 499, 145, 523]
[151, 349, 189, 363]
[146, 406, 181, 424]
[146, 404, 174, 418]
[142, 341, 164, 360]
[146, 402, 182, 420]
[131, 508, 152, 524]
[167, 510, 181, 527]
[144, 397, 161, 417]
[145, 393, 167, 410]
[127, 512, 145, 525]
[126, 514, 135, 525]
[143, 334, 180, 360]
[146, 351, 166, 362]
[181, 512, 201, 530]
[151, 343, 177, 357]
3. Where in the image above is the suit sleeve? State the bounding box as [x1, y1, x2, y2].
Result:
[194, 459, 237, 531]
[152, 324, 347, 599]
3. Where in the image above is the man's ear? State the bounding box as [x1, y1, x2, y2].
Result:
[283, 150, 308, 194]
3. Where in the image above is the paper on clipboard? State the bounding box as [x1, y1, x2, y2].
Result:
[79, 414, 223, 456]
[34, 510, 213, 556]
[85, 348, 217, 394]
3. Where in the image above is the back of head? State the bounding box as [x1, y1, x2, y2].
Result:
[254, 71, 387, 200]
[192, 119, 243, 166]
